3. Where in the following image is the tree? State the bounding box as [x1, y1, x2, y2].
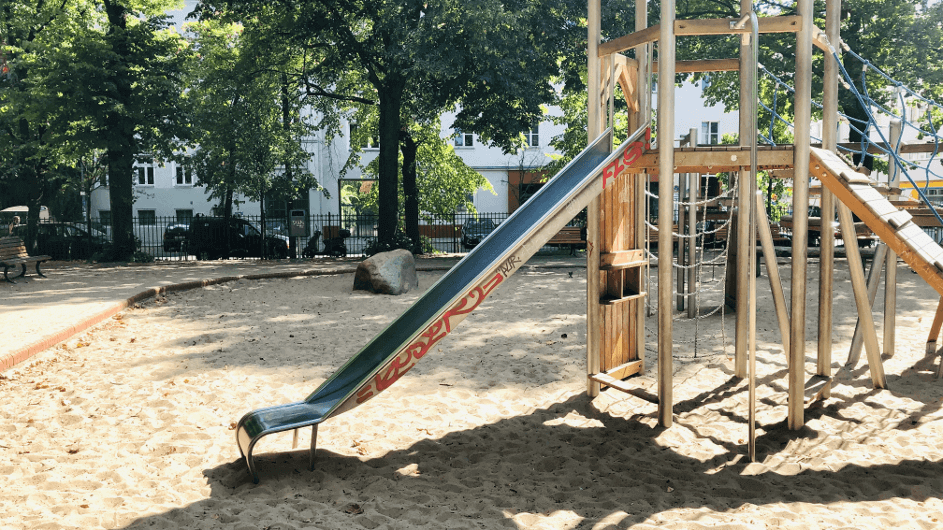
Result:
[92, 1, 190, 259]
[6, 0, 191, 260]
[0, 0, 90, 250]
[197, 0, 583, 249]
[183, 18, 320, 257]
[355, 120, 494, 248]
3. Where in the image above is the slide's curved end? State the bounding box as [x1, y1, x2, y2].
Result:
[235, 401, 330, 483]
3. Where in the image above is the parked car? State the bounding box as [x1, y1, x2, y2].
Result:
[187, 216, 289, 260]
[461, 218, 497, 250]
[12, 222, 107, 260]
[162, 223, 190, 252]
[264, 220, 288, 237]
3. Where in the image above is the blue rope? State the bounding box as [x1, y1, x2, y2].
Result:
[827, 45, 943, 229]
[756, 44, 943, 230]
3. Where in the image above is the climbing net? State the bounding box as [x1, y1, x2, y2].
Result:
[642, 169, 739, 358]
[759, 40, 943, 230]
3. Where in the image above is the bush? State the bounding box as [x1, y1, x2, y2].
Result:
[364, 229, 414, 256]
[91, 236, 148, 263]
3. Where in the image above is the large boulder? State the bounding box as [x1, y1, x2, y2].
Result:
[353, 249, 418, 295]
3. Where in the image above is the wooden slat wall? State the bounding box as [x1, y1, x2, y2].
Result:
[599, 171, 642, 373]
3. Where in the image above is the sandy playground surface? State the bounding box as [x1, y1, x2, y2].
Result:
[3, 257, 943, 529]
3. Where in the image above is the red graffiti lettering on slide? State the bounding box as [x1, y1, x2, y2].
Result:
[355, 272, 505, 403]
[602, 128, 650, 190]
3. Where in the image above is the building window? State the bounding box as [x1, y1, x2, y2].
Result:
[175, 160, 193, 186]
[99, 210, 111, 227]
[701, 121, 719, 145]
[454, 129, 473, 147]
[138, 210, 156, 226]
[525, 125, 539, 147]
[350, 121, 378, 149]
[135, 158, 155, 186]
[176, 209, 193, 224]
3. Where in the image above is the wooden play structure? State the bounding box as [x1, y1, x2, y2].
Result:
[233, 0, 943, 483]
[584, 0, 943, 458]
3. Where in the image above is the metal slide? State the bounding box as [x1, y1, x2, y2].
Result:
[236, 125, 651, 482]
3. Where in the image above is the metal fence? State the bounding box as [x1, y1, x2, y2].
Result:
[24, 212, 586, 261]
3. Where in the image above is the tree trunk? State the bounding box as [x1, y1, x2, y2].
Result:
[223, 183, 234, 259]
[107, 150, 136, 258]
[260, 190, 267, 259]
[281, 75, 297, 258]
[103, 0, 137, 260]
[839, 11, 873, 172]
[376, 79, 405, 247]
[400, 129, 420, 253]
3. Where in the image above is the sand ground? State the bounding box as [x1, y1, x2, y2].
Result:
[3, 254, 943, 529]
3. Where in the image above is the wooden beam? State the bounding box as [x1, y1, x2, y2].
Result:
[846, 244, 888, 367]
[600, 249, 645, 270]
[599, 25, 661, 57]
[613, 54, 640, 112]
[812, 25, 830, 53]
[755, 193, 791, 364]
[652, 59, 740, 73]
[599, 16, 800, 57]
[838, 202, 887, 388]
[604, 359, 644, 381]
[589, 372, 659, 403]
[675, 16, 801, 37]
[630, 146, 794, 174]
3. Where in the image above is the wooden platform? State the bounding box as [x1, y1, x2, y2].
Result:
[629, 145, 794, 175]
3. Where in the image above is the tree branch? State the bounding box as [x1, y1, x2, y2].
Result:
[303, 81, 375, 105]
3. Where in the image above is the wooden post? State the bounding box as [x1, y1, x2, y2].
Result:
[657, 0, 676, 428]
[688, 130, 699, 319]
[678, 162, 687, 311]
[734, 0, 752, 379]
[884, 119, 903, 358]
[586, 0, 603, 397]
[838, 202, 887, 389]
[635, 0, 649, 372]
[789, 0, 813, 430]
[736, 10, 760, 463]
[817, 0, 841, 398]
[847, 244, 888, 366]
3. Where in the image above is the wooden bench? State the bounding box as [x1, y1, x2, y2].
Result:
[1, 236, 50, 283]
[547, 226, 586, 254]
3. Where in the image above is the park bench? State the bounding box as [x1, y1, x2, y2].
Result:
[0, 236, 50, 283]
[547, 226, 586, 254]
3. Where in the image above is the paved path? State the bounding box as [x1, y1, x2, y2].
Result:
[0, 254, 584, 371]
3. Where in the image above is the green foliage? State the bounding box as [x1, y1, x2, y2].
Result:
[198, 0, 584, 247]
[686, 0, 943, 139]
[1, 0, 189, 256]
[364, 229, 416, 256]
[182, 18, 322, 225]
[546, 83, 634, 175]
[354, 120, 494, 221]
